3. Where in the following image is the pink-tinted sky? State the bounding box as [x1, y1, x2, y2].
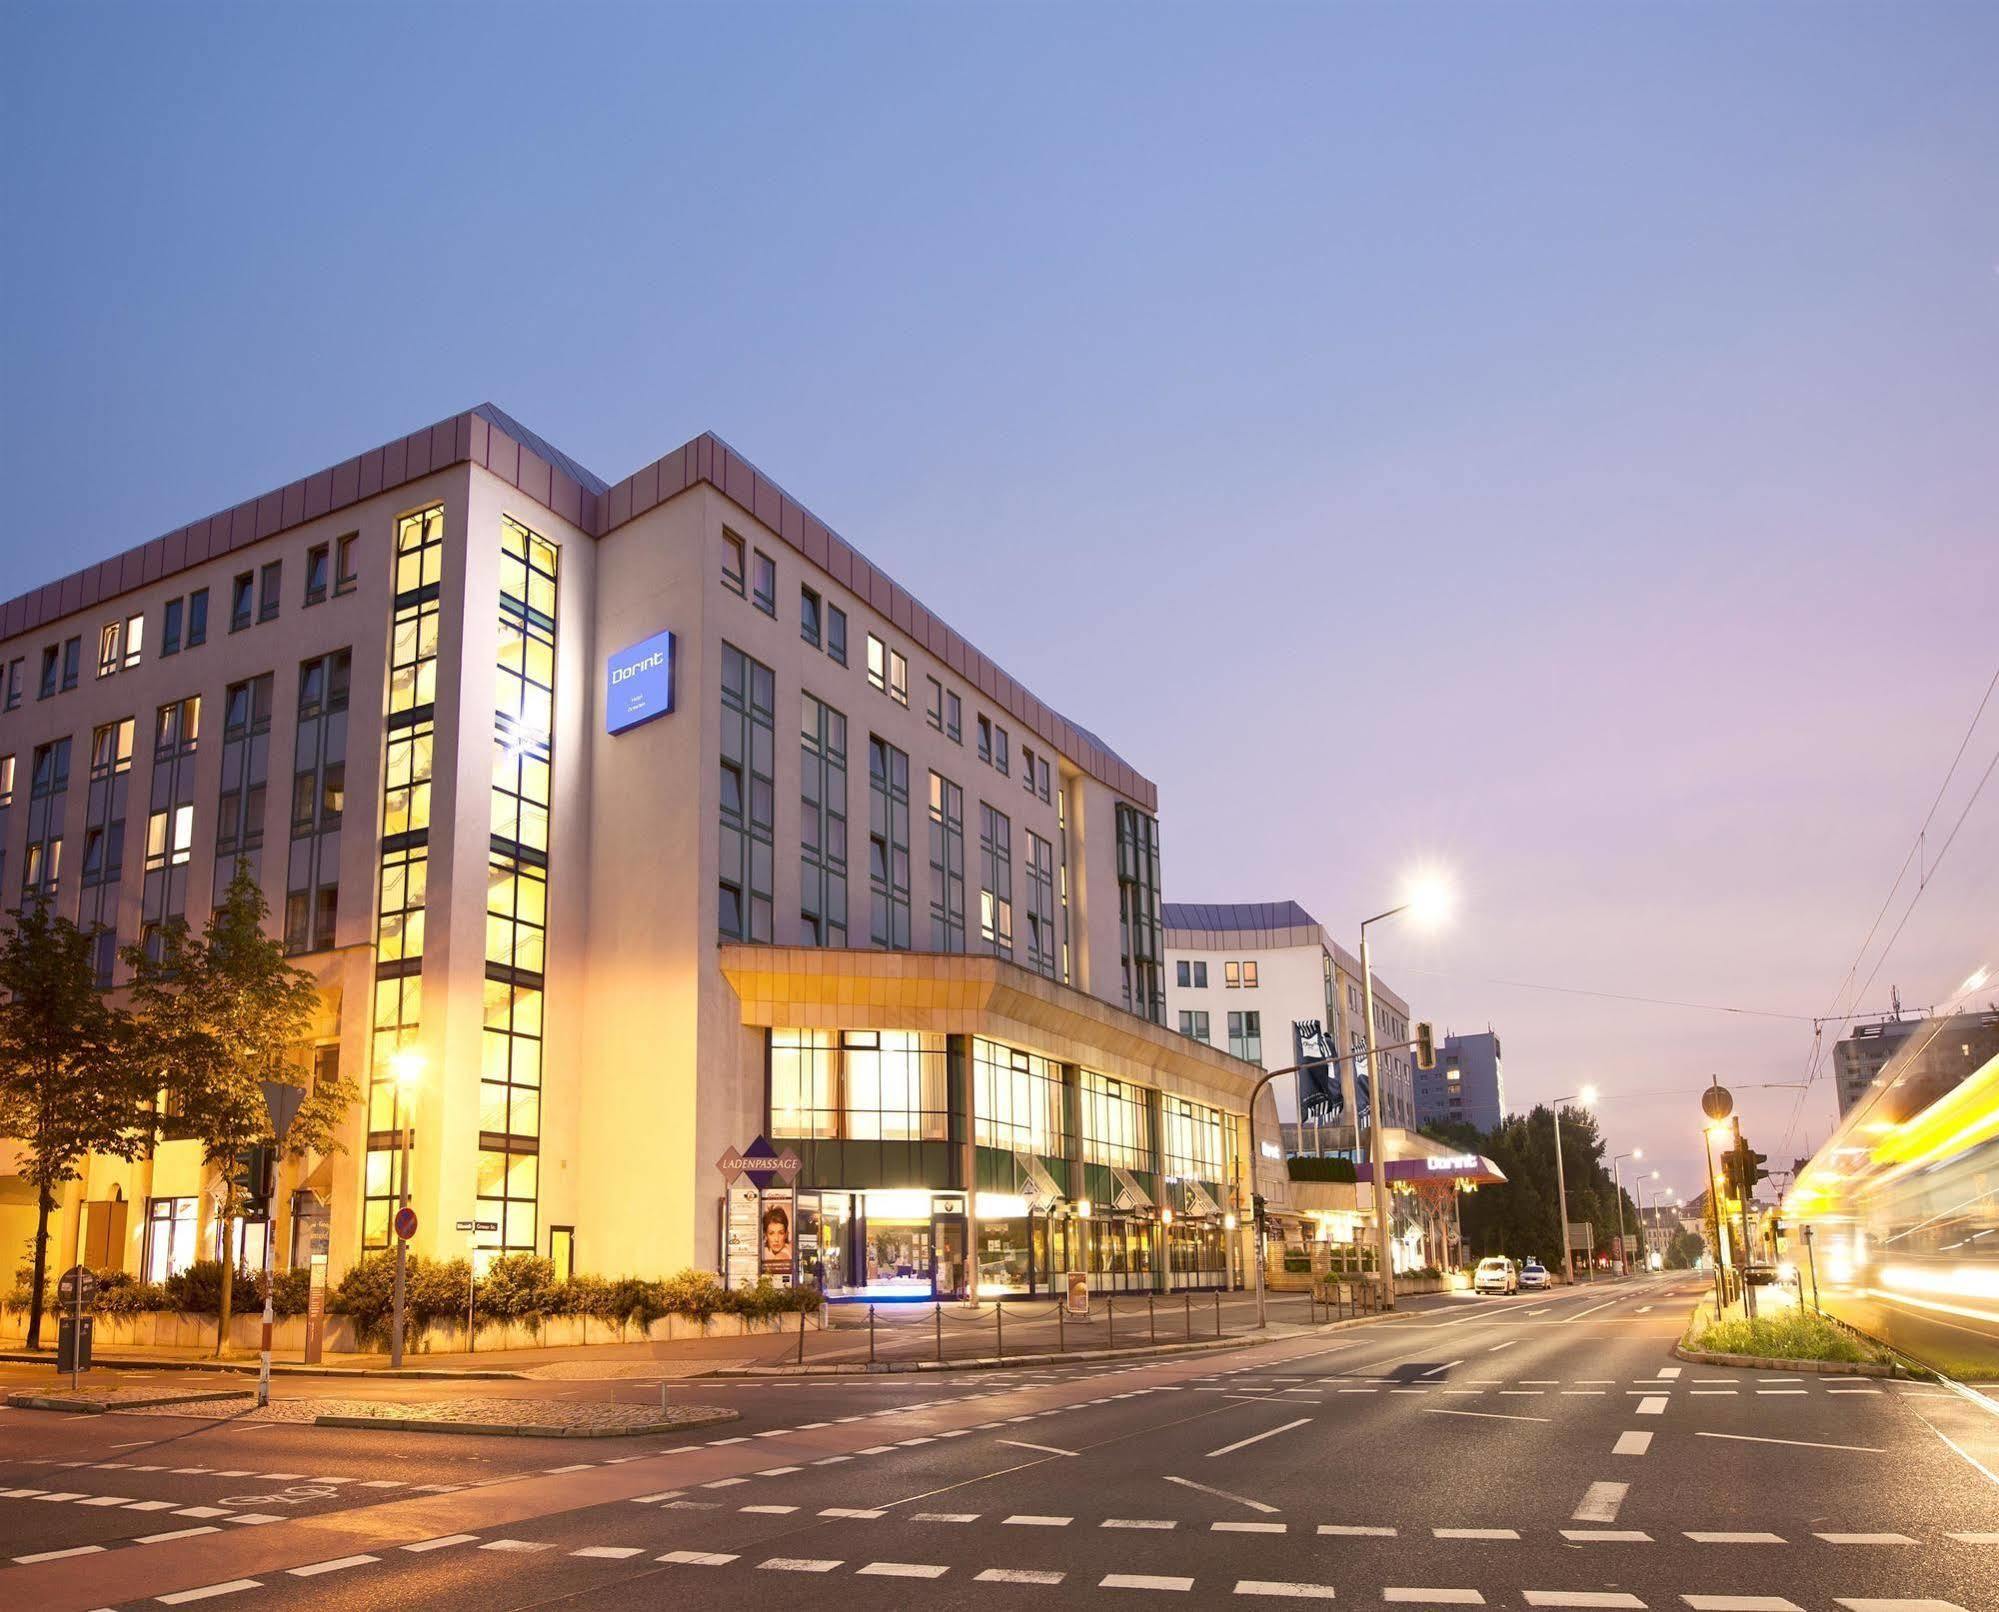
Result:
[4, 3, 1994, 1198]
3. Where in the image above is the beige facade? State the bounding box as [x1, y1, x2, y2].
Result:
[1, 407, 1260, 1302]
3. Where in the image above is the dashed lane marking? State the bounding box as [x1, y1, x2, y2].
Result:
[1385, 1592, 1484, 1605]
[1613, 1432, 1653, 1456]
[1207, 1417, 1312, 1458]
[757, 1557, 842, 1572]
[1103, 1572, 1195, 1590]
[1573, 1480, 1629, 1522]
[287, 1555, 379, 1576]
[157, 1583, 262, 1605]
[1680, 1598, 1802, 1611]
[15, 1545, 105, 1564]
[1816, 1533, 1918, 1545]
[1435, 1527, 1519, 1540]
[400, 1534, 478, 1552]
[979, 1568, 1064, 1584]
[1686, 1531, 1787, 1544]
[1695, 1431, 1886, 1454]
[1003, 1514, 1071, 1526]
[1320, 1524, 1397, 1536]
[1235, 1582, 1337, 1599]
[858, 1561, 949, 1578]
[1637, 1396, 1669, 1415]
[1105, 1518, 1177, 1529]
[1525, 1595, 1644, 1609]
[1164, 1475, 1280, 1513]
[1563, 1529, 1653, 1542]
[571, 1546, 646, 1558]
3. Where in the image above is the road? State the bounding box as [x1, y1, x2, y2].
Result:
[2, 1273, 1993, 1611]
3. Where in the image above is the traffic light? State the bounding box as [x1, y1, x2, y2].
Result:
[1740, 1144, 1770, 1194]
[1718, 1151, 1742, 1201]
[1414, 1021, 1436, 1071]
[1252, 1194, 1268, 1233]
[231, 1144, 274, 1221]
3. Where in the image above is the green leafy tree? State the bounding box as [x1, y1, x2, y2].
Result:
[0, 902, 148, 1349]
[124, 865, 358, 1352]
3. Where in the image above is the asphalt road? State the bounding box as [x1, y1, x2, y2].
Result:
[2, 1273, 1993, 1612]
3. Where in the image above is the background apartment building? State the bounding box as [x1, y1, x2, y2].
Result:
[0, 405, 1267, 1302]
[1413, 1029, 1507, 1134]
[1831, 1007, 1999, 1118]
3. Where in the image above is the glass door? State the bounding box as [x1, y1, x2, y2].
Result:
[932, 1213, 968, 1300]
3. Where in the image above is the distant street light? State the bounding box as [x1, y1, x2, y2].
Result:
[1611, 1149, 1642, 1276]
[1549, 1087, 1598, 1284]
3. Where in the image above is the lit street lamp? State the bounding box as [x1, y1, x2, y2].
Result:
[388, 1048, 424, 1369]
[1549, 1086, 1598, 1283]
[1611, 1149, 1642, 1277]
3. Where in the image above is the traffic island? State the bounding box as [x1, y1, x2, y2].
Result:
[1674, 1295, 1920, 1377]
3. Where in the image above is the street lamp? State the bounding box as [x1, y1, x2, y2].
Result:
[388, 1048, 424, 1369]
[1549, 1086, 1597, 1283]
[1610, 1150, 1642, 1277]
[1358, 874, 1454, 1310]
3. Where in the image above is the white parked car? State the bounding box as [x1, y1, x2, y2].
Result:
[1474, 1256, 1519, 1295]
[1519, 1259, 1551, 1291]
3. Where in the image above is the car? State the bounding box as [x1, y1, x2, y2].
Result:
[1518, 1259, 1551, 1291]
[1473, 1256, 1519, 1295]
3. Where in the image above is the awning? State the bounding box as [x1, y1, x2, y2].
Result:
[1377, 1153, 1506, 1187]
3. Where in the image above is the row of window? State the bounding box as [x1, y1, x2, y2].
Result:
[9, 535, 362, 717]
[1174, 1008, 1263, 1062]
[1173, 958, 1258, 989]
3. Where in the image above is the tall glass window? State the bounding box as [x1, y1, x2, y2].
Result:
[868, 736, 911, 949]
[769, 1029, 946, 1141]
[771, 1029, 839, 1138]
[973, 1038, 1067, 1155]
[800, 694, 848, 946]
[979, 803, 1013, 957]
[1024, 829, 1056, 979]
[80, 719, 134, 982]
[213, 672, 273, 900]
[719, 643, 774, 941]
[23, 737, 72, 904]
[286, 650, 350, 952]
[1161, 1095, 1226, 1183]
[927, 770, 966, 953]
[1116, 803, 1165, 1023]
[141, 698, 200, 956]
[1081, 1070, 1152, 1171]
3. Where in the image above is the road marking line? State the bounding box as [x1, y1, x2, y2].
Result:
[979, 1568, 1064, 1583]
[1757, 1389, 1806, 1395]
[1680, 1598, 1802, 1611]
[758, 1557, 842, 1572]
[135, 1527, 222, 1545]
[1236, 1582, 1338, 1599]
[1003, 1514, 1072, 1526]
[1686, 1530, 1786, 1543]
[859, 1562, 949, 1577]
[1525, 1594, 1644, 1608]
[1105, 1518, 1177, 1528]
[1207, 1417, 1312, 1458]
[1435, 1527, 1519, 1539]
[158, 1583, 262, 1605]
[288, 1556, 379, 1576]
[1562, 1527, 1653, 1541]
[1385, 1591, 1483, 1605]
[1487, 1340, 1518, 1351]
[1612, 1432, 1653, 1456]
[572, 1546, 645, 1558]
[1424, 1407, 1551, 1423]
[741, 1504, 798, 1514]
[1637, 1305, 1654, 1313]
[401, 1535, 479, 1552]
[1572, 1480, 1629, 1522]
[1213, 1520, 1286, 1533]
[756, 1466, 802, 1476]
[911, 1512, 980, 1522]
[76, 1495, 137, 1506]
[1164, 1474, 1280, 1512]
[15, 1546, 105, 1563]
[1946, 1531, 1999, 1542]
[480, 1540, 554, 1552]
[820, 1507, 885, 1518]
[1832, 1603, 1978, 1611]
[700, 1477, 749, 1488]
[33, 1492, 88, 1502]
[1816, 1532, 1918, 1544]
[1658, 1367, 1683, 1378]
[173, 1507, 233, 1519]
[658, 1550, 737, 1565]
[1420, 1360, 1465, 1376]
[1319, 1523, 1397, 1535]
[1695, 1430, 1885, 1453]
[997, 1440, 1078, 1457]
[1103, 1573, 1195, 1590]
[1636, 1396, 1668, 1415]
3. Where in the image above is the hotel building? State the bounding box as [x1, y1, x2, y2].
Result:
[0, 406, 1271, 1302]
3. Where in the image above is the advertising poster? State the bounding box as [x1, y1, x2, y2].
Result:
[724, 1181, 761, 1289]
[760, 1186, 796, 1286]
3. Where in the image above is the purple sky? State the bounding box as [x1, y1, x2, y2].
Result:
[5, 3, 1995, 1199]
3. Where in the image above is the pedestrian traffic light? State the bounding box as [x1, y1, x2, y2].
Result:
[1415, 1021, 1435, 1071]
[231, 1144, 274, 1221]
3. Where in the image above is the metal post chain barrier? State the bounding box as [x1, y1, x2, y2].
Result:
[869, 1305, 876, 1365]
[1149, 1293, 1156, 1345]
[1058, 1297, 1065, 1352]
[797, 1306, 807, 1365]
[1214, 1289, 1222, 1337]
[1107, 1294, 1115, 1350]
[1184, 1291, 1193, 1339]
[996, 1302, 1003, 1359]
[935, 1305, 943, 1362]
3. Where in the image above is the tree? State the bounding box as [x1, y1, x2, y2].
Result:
[1665, 1228, 1706, 1269]
[0, 902, 148, 1349]
[125, 865, 358, 1353]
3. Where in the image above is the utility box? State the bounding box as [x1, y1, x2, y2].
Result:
[57, 1315, 93, 1375]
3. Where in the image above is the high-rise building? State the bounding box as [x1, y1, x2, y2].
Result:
[1831, 1008, 1999, 1118]
[1413, 1029, 1506, 1135]
[0, 405, 1264, 1301]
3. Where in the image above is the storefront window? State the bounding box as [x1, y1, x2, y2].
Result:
[1161, 1094, 1226, 1183]
[771, 1029, 838, 1137]
[973, 1038, 1066, 1155]
[843, 1030, 948, 1140]
[1080, 1071, 1151, 1170]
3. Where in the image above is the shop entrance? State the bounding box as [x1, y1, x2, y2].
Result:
[804, 1190, 969, 1301]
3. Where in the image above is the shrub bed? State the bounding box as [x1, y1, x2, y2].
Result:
[1692, 1307, 1881, 1363]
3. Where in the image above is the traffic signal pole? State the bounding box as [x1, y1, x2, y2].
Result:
[1734, 1120, 1758, 1320]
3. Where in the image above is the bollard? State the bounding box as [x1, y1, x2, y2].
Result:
[935, 1304, 943, 1362]
[1149, 1293, 1156, 1345]
[869, 1305, 876, 1366]
[1214, 1289, 1222, 1337]
[1184, 1290, 1192, 1340]
[1108, 1294, 1115, 1350]
[996, 1302, 1004, 1360]
[797, 1305, 807, 1365]
[1059, 1297, 1066, 1352]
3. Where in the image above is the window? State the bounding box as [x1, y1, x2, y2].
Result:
[1179, 1010, 1211, 1043]
[287, 649, 351, 953]
[98, 621, 121, 678]
[925, 676, 945, 732]
[867, 635, 887, 694]
[800, 694, 848, 946]
[335, 532, 359, 593]
[304, 543, 330, 605]
[143, 1197, 199, 1283]
[973, 1037, 1067, 1155]
[979, 803, 1013, 956]
[213, 673, 273, 894]
[1227, 1010, 1263, 1062]
[800, 586, 822, 648]
[38, 645, 58, 699]
[162, 597, 183, 656]
[1021, 745, 1036, 793]
[751, 549, 776, 615]
[977, 715, 992, 763]
[1035, 754, 1052, 803]
[1024, 829, 1057, 977]
[0, 754, 13, 807]
[945, 690, 962, 743]
[231, 571, 254, 631]
[718, 643, 774, 941]
[1080, 1071, 1151, 1171]
[1162, 1094, 1227, 1184]
[259, 561, 282, 621]
[1115, 803, 1165, 1024]
[1225, 961, 1241, 988]
[827, 605, 847, 666]
[3, 657, 20, 709]
[1176, 960, 1191, 988]
[993, 724, 1009, 776]
[1242, 960, 1259, 988]
[1193, 961, 1208, 988]
[865, 635, 908, 704]
[721, 530, 746, 595]
[24, 737, 71, 900]
[867, 735, 911, 949]
[770, 1029, 948, 1142]
[61, 636, 79, 691]
[187, 588, 208, 646]
[927, 771, 966, 952]
[123, 615, 143, 669]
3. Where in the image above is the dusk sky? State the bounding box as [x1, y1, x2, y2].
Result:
[5, 3, 1995, 1201]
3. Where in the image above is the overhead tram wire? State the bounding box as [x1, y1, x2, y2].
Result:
[1394, 969, 1834, 1024]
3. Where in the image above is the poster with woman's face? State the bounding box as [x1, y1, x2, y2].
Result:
[760, 1196, 794, 1279]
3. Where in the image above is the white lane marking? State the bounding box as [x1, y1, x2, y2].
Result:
[1164, 1474, 1280, 1513]
[1686, 1530, 1787, 1543]
[1657, 1367, 1683, 1378]
[997, 1440, 1078, 1457]
[1385, 1592, 1484, 1605]
[1207, 1417, 1312, 1458]
[15, 1545, 105, 1563]
[1613, 1432, 1653, 1456]
[1636, 1396, 1668, 1415]
[1680, 1598, 1802, 1611]
[659, 1550, 738, 1565]
[756, 1466, 803, 1476]
[1003, 1514, 1072, 1526]
[1420, 1360, 1465, 1376]
[1213, 1520, 1286, 1533]
[1103, 1573, 1195, 1590]
[401, 1535, 479, 1552]
[859, 1562, 949, 1578]
[758, 1557, 842, 1572]
[1425, 1407, 1551, 1423]
[288, 1556, 379, 1576]
[135, 1527, 222, 1545]
[1833, 1603, 1979, 1611]
[1435, 1527, 1519, 1539]
[819, 1507, 885, 1519]
[911, 1512, 980, 1522]
[572, 1546, 646, 1558]
[480, 1540, 554, 1553]
[630, 1491, 682, 1504]
[1572, 1480, 1629, 1522]
[1636, 1305, 1654, 1313]
[1487, 1341, 1518, 1351]
[1236, 1583, 1337, 1599]
[76, 1495, 137, 1506]
[158, 1584, 263, 1605]
[741, 1504, 798, 1515]
[1319, 1524, 1397, 1535]
[1563, 1529, 1652, 1541]
[1105, 1518, 1177, 1529]
[1695, 1430, 1885, 1453]
[1758, 1389, 1807, 1396]
[1947, 1531, 1999, 1541]
[1525, 1595, 1644, 1609]
[979, 1568, 1064, 1583]
[1816, 1532, 1918, 1545]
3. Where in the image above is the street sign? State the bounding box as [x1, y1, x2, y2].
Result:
[57, 1265, 100, 1307]
[715, 1135, 802, 1186]
[393, 1205, 419, 1240]
[261, 1078, 307, 1142]
[1701, 1082, 1733, 1121]
[454, 1219, 498, 1232]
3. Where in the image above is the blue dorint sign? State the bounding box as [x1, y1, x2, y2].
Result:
[606, 628, 676, 735]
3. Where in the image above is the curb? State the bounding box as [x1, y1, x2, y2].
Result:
[1672, 1343, 1908, 1378]
[310, 1406, 740, 1439]
[4, 1388, 250, 1414]
[0, 1351, 525, 1380]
